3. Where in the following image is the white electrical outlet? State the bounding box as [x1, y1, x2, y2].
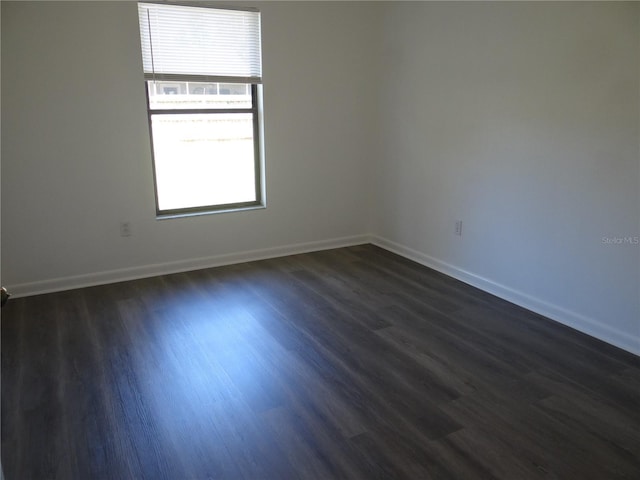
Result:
[455, 220, 463, 236]
[120, 221, 132, 237]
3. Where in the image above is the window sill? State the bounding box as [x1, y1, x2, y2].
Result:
[156, 204, 266, 220]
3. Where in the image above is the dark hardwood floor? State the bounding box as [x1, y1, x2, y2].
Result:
[2, 244, 639, 479]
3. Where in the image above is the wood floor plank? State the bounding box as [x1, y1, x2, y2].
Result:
[2, 244, 639, 479]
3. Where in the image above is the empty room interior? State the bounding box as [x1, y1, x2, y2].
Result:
[1, 1, 639, 479]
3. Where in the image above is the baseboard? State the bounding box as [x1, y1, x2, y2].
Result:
[9, 232, 638, 356]
[371, 235, 640, 357]
[8, 234, 371, 299]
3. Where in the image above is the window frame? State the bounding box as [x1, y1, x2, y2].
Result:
[145, 80, 264, 218]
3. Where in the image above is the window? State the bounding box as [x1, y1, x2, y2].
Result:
[138, 3, 264, 217]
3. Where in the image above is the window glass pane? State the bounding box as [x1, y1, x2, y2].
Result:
[151, 113, 256, 211]
[218, 83, 249, 95]
[147, 81, 252, 110]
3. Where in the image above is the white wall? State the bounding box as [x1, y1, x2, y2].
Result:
[374, 2, 640, 354]
[1, 1, 378, 291]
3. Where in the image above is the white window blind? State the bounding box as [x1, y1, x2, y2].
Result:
[138, 3, 262, 83]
